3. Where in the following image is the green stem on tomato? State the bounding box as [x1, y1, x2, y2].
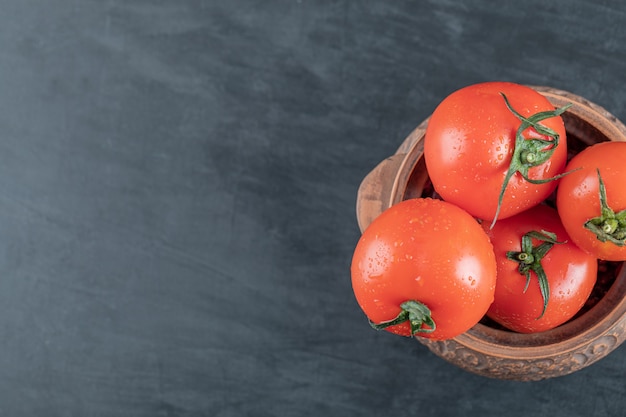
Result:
[369, 300, 436, 336]
[490, 94, 573, 229]
[506, 230, 564, 319]
[584, 169, 626, 246]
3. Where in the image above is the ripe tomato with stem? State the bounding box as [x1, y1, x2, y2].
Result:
[351, 198, 497, 340]
[424, 81, 570, 227]
[556, 141, 626, 261]
[483, 204, 597, 333]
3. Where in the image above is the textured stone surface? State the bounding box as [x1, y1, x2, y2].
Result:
[2, 1, 626, 415]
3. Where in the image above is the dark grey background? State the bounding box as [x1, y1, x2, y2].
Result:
[1, 0, 625, 416]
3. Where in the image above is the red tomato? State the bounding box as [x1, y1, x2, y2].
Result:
[556, 141, 626, 261]
[351, 198, 497, 340]
[424, 81, 569, 226]
[484, 204, 597, 333]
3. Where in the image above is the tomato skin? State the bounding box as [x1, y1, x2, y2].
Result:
[424, 82, 568, 222]
[351, 198, 497, 340]
[484, 204, 597, 333]
[556, 141, 626, 261]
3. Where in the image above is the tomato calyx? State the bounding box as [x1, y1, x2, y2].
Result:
[369, 300, 436, 336]
[490, 94, 572, 228]
[585, 169, 626, 246]
[506, 230, 564, 319]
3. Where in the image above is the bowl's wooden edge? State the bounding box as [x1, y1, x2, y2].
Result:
[355, 119, 429, 232]
[356, 154, 406, 233]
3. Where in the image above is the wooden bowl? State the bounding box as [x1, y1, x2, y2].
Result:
[356, 86, 626, 381]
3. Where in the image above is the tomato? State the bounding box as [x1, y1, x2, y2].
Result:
[483, 204, 597, 333]
[350, 198, 497, 340]
[556, 141, 626, 261]
[424, 81, 569, 226]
